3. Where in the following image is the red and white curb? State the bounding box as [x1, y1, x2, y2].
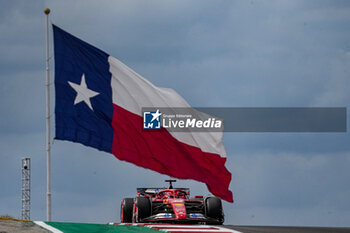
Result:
[110, 223, 242, 233]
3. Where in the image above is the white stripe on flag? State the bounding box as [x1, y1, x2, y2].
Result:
[108, 56, 226, 157]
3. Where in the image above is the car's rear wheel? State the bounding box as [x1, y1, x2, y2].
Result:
[132, 197, 151, 223]
[120, 198, 134, 223]
[205, 197, 224, 224]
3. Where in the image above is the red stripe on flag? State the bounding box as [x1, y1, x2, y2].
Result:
[111, 105, 233, 202]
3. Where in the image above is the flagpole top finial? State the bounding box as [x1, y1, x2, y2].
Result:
[44, 8, 51, 15]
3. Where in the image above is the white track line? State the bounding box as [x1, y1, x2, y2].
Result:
[211, 226, 242, 233]
[34, 221, 63, 233]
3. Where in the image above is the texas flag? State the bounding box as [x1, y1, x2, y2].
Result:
[53, 25, 233, 202]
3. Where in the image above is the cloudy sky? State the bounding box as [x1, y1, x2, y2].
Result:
[1, 0, 350, 227]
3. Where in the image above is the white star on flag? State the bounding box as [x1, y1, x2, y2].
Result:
[151, 109, 162, 122]
[68, 73, 99, 110]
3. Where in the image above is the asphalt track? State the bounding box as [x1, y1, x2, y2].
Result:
[224, 225, 350, 233]
[1, 220, 350, 233]
[111, 223, 350, 233]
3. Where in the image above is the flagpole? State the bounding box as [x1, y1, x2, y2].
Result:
[44, 7, 51, 222]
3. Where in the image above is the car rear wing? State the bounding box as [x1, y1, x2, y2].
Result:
[137, 188, 190, 197]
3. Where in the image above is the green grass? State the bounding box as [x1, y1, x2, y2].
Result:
[46, 222, 161, 233]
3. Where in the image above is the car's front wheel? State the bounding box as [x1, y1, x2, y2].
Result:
[205, 197, 224, 224]
[132, 197, 151, 223]
[120, 198, 134, 223]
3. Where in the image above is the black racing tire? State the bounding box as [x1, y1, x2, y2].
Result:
[205, 197, 224, 224]
[133, 197, 151, 223]
[120, 198, 134, 223]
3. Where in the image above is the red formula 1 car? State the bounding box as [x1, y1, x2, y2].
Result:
[120, 180, 224, 224]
